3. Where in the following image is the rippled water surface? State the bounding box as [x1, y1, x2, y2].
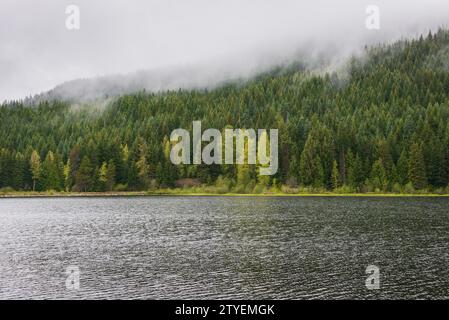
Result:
[0, 196, 449, 299]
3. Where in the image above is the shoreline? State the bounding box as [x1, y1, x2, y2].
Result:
[1, 191, 449, 198]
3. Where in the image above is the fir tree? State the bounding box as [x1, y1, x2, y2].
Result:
[29, 150, 41, 191]
[408, 143, 428, 190]
[106, 160, 116, 191]
[75, 156, 94, 192]
[331, 160, 340, 190]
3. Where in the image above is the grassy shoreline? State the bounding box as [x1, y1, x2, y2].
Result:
[1, 190, 448, 198]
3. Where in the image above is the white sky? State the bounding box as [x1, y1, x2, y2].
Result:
[1, 0, 449, 101]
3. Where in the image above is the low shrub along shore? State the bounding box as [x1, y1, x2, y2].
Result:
[1, 186, 448, 198]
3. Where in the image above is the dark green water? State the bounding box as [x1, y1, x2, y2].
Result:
[0, 196, 448, 299]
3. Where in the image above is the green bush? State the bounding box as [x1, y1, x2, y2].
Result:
[403, 182, 415, 194]
[392, 183, 402, 194]
[0, 187, 15, 193]
[114, 184, 128, 192]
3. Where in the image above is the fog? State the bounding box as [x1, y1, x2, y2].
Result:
[1, 0, 449, 102]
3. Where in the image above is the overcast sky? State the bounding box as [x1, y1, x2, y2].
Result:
[1, 0, 449, 101]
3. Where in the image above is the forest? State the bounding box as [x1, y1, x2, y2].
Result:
[1, 30, 449, 194]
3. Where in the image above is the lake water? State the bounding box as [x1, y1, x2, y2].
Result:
[0, 196, 448, 299]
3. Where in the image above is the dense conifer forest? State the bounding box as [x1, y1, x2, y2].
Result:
[1, 30, 449, 194]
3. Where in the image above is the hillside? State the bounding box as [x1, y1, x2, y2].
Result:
[1, 29, 449, 194]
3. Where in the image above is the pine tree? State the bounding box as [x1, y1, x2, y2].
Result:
[63, 159, 72, 192]
[444, 145, 449, 188]
[69, 145, 81, 186]
[29, 150, 41, 191]
[313, 156, 325, 188]
[299, 121, 334, 188]
[331, 160, 340, 190]
[408, 143, 428, 190]
[371, 159, 388, 192]
[136, 139, 150, 189]
[300, 134, 318, 186]
[127, 160, 139, 190]
[41, 151, 62, 191]
[75, 156, 94, 192]
[106, 160, 116, 191]
[396, 150, 409, 186]
[12, 152, 25, 190]
[236, 164, 251, 192]
[98, 162, 108, 191]
[155, 163, 164, 187]
[347, 151, 364, 190]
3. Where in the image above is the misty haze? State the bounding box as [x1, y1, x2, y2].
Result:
[1, 0, 449, 102]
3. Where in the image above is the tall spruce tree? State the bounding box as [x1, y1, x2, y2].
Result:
[29, 150, 41, 191]
[75, 156, 94, 192]
[408, 143, 428, 190]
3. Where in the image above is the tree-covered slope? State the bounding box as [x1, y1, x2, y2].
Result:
[1, 30, 449, 193]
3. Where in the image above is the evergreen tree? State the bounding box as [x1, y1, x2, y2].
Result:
[396, 150, 409, 186]
[75, 156, 94, 192]
[41, 151, 62, 191]
[98, 162, 108, 191]
[106, 160, 116, 191]
[63, 159, 72, 192]
[371, 159, 388, 192]
[29, 150, 41, 191]
[300, 134, 320, 186]
[127, 160, 139, 190]
[331, 160, 340, 190]
[408, 143, 428, 190]
[347, 151, 364, 191]
[136, 139, 150, 189]
[444, 145, 449, 188]
[12, 152, 25, 190]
